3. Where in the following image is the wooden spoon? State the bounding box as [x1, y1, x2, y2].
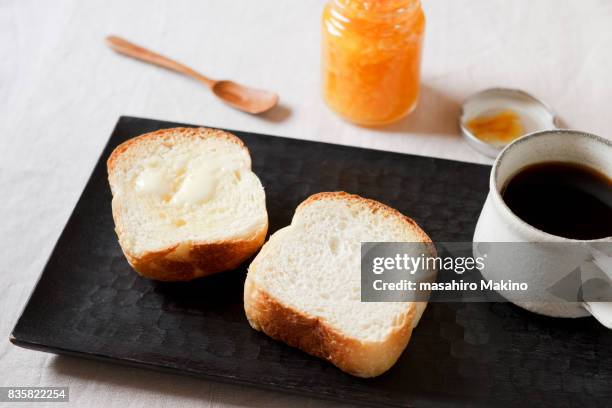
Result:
[106, 36, 279, 114]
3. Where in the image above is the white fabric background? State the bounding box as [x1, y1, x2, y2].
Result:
[1, 0, 611, 406]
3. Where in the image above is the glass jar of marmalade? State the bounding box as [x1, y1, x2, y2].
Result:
[322, 0, 425, 126]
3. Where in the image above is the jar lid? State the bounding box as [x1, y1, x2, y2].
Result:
[459, 88, 557, 158]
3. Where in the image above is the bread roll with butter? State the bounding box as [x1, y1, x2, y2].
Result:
[244, 192, 433, 378]
[107, 127, 268, 281]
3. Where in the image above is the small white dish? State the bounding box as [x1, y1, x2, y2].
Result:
[460, 88, 557, 158]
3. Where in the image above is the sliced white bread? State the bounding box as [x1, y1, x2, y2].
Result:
[108, 127, 268, 281]
[244, 192, 433, 378]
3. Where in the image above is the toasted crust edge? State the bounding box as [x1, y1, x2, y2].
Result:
[107, 127, 266, 281]
[244, 278, 419, 378]
[107, 127, 250, 177]
[244, 191, 433, 377]
[122, 225, 268, 281]
[297, 191, 432, 244]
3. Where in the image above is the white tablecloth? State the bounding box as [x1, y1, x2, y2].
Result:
[2, 0, 611, 406]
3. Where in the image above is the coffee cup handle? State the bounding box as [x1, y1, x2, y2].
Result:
[583, 302, 612, 329]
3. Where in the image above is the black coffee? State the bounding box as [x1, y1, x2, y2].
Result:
[502, 161, 612, 240]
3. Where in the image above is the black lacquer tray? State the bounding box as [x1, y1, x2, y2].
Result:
[11, 116, 612, 407]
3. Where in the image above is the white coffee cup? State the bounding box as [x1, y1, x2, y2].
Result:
[473, 130, 612, 327]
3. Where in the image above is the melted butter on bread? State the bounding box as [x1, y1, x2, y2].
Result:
[134, 154, 245, 205]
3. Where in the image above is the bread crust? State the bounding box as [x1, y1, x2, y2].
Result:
[107, 127, 249, 178]
[121, 227, 267, 281]
[244, 191, 432, 378]
[298, 191, 432, 244]
[108, 127, 267, 281]
[245, 278, 418, 378]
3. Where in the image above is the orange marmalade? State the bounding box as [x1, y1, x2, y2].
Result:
[322, 0, 425, 126]
[466, 109, 525, 145]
